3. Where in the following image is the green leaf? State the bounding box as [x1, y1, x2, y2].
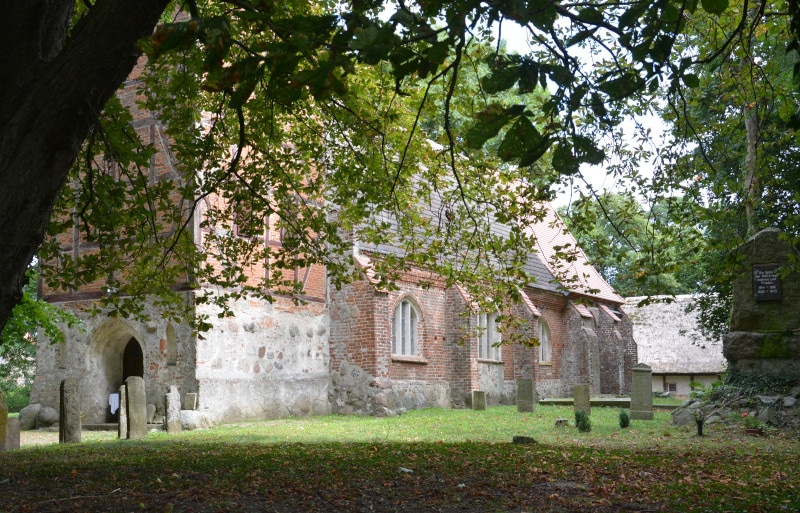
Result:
[701, 0, 729, 15]
[144, 21, 200, 59]
[465, 104, 524, 149]
[573, 135, 605, 165]
[498, 116, 550, 166]
[542, 63, 573, 87]
[682, 73, 700, 88]
[598, 73, 645, 100]
[517, 60, 540, 93]
[577, 7, 604, 25]
[552, 142, 580, 175]
[481, 67, 520, 94]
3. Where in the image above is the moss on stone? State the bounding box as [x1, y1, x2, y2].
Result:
[755, 333, 794, 359]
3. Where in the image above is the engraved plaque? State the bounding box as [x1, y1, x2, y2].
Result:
[753, 264, 782, 301]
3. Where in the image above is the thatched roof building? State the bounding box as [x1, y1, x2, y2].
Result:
[624, 295, 726, 394]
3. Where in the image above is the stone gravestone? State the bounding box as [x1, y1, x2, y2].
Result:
[630, 363, 654, 420]
[59, 377, 81, 443]
[724, 228, 800, 379]
[6, 418, 20, 451]
[118, 384, 127, 439]
[125, 376, 147, 440]
[573, 385, 590, 416]
[517, 378, 536, 413]
[165, 386, 182, 434]
[471, 390, 486, 411]
[0, 388, 7, 451]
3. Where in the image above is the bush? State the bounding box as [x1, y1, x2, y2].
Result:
[619, 409, 630, 429]
[1, 381, 30, 413]
[575, 410, 591, 432]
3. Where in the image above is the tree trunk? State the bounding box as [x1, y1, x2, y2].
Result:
[0, 0, 170, 331]
[743, 101, 760, 238]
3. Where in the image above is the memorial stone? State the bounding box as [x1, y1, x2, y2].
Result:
[471, 390, 486, 411]
[573, 385, 590, 415]
[125, 376, 147, 440]
[59, 378, 81, 443]
[118, 384, 127, 439]
[165, 386, 182, 434]
[724, 228, 800, 379]
[0, 389, 7, 451]
[516, 378, 536, 413]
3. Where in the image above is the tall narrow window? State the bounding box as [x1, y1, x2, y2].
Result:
[392, 299, 418, 355]
[539, 318, 551, 363]
[477, 312, 501, 360]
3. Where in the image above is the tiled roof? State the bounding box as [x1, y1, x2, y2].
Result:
[519, 291, 542, 317]
[571, 302, 593, 318]
[524, 204, 625, 305]
[599, 304, 621, 322]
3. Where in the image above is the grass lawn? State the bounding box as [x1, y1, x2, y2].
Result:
[1, 405, 798, 512]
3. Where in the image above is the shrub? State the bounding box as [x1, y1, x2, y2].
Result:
[1, 381, 30, 413]
[619, 409, 630, 428]
[575, 410, 591, 432]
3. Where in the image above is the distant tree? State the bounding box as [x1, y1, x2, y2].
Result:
[560, 193, 702, 297]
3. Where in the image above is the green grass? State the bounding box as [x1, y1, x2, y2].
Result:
[2, 406, 798, 512]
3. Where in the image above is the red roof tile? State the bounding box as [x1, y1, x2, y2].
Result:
[525, 204, 624, 305]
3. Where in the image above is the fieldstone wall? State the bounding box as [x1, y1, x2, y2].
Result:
[195, 293, 331, 421]
[724, 228, 800, 379]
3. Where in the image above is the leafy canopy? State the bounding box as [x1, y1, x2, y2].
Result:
[36, 0, 782, 331]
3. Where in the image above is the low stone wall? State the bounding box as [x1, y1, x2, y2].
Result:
[198, 375, 331, 421]
[330, 361, 450, 416]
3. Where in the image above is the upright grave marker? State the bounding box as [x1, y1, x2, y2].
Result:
[471, 390, 486, 411]
[125, 376, 147, 440]
[6, 418, 20, 451]
[118, 384, 127, 439]
[517, 378, 536, 413]
[573, 385, 590, 416]
[59, 377, 81, 443]
[630, 363, 653, 420]
[0, 388, 7, 451]
[165, 386, 182, 433]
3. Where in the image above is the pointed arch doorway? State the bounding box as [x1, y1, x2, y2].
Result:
[123, 337, 144, 383]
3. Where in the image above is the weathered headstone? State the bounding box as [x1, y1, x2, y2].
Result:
[0, 388, 7, 451]
[59, 377, 81, 443]
[125, 376, 147, 440]
[724, 228, 800, 379]
[146, 404, 156, 424]
[117, 384, 127, 439]
[516, 378, 536, 413]
[630, 363, 654, 420]
[182, 392, 198, 411]
[573, 385, 590, 415]
[6, 418, 20, 451]
[471, 390, 486, 411]
[165, 386, 182, 434]
[555, 418, 569, 428]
